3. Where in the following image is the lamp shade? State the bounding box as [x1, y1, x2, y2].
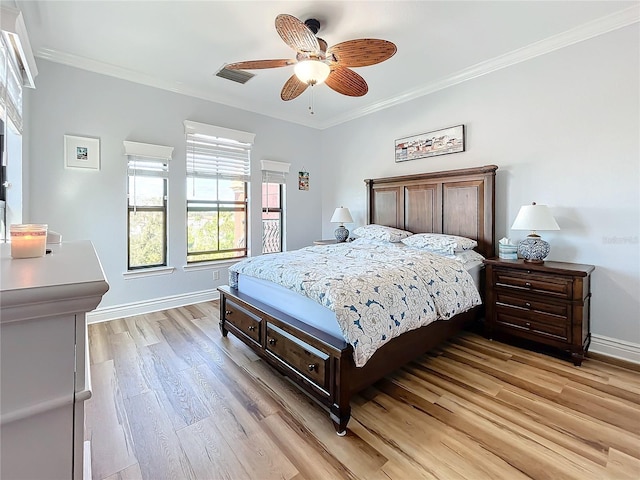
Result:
[511, 203, 560, 232]
[330, 207, 353, 224]
[294, 60, 330, 85]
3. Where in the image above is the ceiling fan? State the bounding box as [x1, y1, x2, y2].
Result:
[225, 14, 397, 102]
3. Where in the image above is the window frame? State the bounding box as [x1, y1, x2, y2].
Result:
[186, 180, 248, 263]
[262, 181, 283, 254]
[127, 177, 168, 270]
[184, 120, 254, 264]
[124, 141, 173, 271]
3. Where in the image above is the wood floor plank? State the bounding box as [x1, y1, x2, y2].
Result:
[175, 417, 255, 480]
[84, 360, 137, 480]
[558, 383, 640, 432]
[451, 338, 640, 405]
[260, 411, 356, 480]
[181, 364, 300, 479]
[124, 314, 162, 347]
[109, 332, 150, 399]
[87, 301, 640, 480]
[88, 322, 113, 365]
[606, 448, 640, 479]
[103, 463, 143, 480]
[123, 390, 196, 480]
[142, 343, 210, 429]
[435, 394, 604, 480]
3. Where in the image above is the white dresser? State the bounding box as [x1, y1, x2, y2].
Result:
[0, 241, 109, 480]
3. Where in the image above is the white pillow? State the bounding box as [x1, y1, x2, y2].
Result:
[401, 233, 478, 254]
[451, 249, 485, 265]
[352, 224, 413, 243]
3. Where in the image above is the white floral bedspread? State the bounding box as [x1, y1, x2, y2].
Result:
[228, 240, 481, 367]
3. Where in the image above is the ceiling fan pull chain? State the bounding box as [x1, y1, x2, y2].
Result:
[309, 85, 315, 115]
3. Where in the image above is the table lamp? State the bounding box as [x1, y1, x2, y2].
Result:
[511, 202, 560, 263]
[330, 207, 353, 242]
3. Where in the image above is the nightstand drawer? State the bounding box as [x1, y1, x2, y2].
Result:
[495, 307, 569, 341]
[495, 291, 569, 317]
[494, 268, 573, 299]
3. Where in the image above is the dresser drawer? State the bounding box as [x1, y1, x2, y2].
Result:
[223, 298, 262, 345]
[494, 268, 573, 299]
[266, 323, 329, 391]
[495, 305, 569, 341]
[495, 291, 569, 317]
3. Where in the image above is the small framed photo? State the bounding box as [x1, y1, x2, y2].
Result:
[64, 135, 100, 170]
[395, 124, 465, 162]
[298, 171, 309, 191]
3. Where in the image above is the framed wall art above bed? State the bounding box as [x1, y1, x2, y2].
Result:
[218, 164, 497, 435]
[395, 124, 465, 162]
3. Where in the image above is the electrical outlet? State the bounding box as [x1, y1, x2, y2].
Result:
[212, 270, 220, 281]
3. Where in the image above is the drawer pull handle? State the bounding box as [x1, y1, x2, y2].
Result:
[308, 364, 317, 372]
[525, 282, 532, 287]
[268, 338, 276, 345]
[225, 310, 232, 315]
[525, 302, 531, 308]
[248, 325, 256, 331]
[525, 322, 531, 328]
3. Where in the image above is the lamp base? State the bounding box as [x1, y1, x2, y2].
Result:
[334, 225, 349, 243]
[517, 235, 550, 263]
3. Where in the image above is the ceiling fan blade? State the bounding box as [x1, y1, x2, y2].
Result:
[275, 14, 320, 54]
[281, 75, 309, 101]
[327, 39, 397, 67]
[325, 67, 368, 97]
[226, 59, 295, 70]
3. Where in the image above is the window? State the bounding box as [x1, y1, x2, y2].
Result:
[260, 160, 289, 254]
[125, 141, 173, 270]
[185, 121, 255, 263]
[262, 182, 283, 253]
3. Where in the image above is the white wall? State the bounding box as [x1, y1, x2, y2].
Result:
[320, 25, 640, 347]
[25, 60, 322, 310]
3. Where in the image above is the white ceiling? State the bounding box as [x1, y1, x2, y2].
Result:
[13, 0, 639, 129]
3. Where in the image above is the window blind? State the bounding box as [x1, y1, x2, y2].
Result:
[184, 120, 255, 182]
[261, 159, 290, 184]
[125, 141, 173, 211]
[0, 35, 23, 133]
[124, 140, 173, 178]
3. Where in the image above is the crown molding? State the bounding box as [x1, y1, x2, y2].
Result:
[34, 47, 313, 127]
[316, 4, 640, 129]
[35, 5, 639, 130]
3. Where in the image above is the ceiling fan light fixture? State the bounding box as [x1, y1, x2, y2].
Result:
[294, 60, 330, 86]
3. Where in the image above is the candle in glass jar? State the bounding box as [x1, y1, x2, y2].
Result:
[10, 224, 48, 259]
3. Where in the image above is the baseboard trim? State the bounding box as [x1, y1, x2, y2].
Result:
[589, 334, 640, 365]
[87, 289, 220, 324]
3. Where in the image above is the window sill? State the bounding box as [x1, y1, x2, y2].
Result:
[182, 259, 243, 272]
[123, 266, 175, 279]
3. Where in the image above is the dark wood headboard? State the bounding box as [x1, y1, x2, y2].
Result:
[365, 165, 498, 258]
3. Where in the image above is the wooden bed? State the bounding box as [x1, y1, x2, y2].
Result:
[218, 164, 497, 434]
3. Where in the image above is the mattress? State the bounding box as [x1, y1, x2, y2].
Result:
[237, 259, 484, 341]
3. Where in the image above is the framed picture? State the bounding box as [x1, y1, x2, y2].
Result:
[395, 124, 465, 162]
[298, 171, 309, 191]
[64, 135, 100, 170]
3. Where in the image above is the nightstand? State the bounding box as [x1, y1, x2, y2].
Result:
[483, 258, 595, 366]
[313, 239, 338, 245]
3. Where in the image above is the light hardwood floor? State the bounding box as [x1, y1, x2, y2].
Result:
[86, 301, 640, 480]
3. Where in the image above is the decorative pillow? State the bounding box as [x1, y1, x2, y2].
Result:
[401, 233, 477, 254]
[452, 249, 485, 265]
[352, 224, 413, 243]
